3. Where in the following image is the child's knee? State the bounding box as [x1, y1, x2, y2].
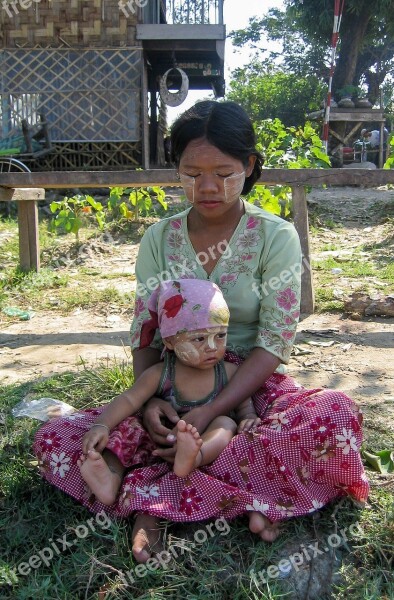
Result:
[212, 415, 237, 433]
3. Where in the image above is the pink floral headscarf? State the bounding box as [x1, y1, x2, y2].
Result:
[140, 279, 229, 348]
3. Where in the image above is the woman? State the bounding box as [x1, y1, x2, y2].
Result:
[34, 101, 369, 564]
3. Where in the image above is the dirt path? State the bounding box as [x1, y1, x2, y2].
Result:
[1, 187, 393, 439]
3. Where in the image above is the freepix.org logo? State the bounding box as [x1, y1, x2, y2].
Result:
[118, 0, 148, 17]
[2, 0, 41, 18]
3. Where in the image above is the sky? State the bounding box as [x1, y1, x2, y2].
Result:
[166, 0, 284, 123]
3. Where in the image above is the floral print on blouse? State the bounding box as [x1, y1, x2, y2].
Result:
[130, 201, 302, 364]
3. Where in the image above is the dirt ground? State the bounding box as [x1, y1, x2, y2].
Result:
[1, 187, 393, 427]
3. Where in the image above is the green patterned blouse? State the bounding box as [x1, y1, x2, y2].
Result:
[130, 200, 302, 363]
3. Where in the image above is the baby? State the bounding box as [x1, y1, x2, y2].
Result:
[79, 279, 261, 505]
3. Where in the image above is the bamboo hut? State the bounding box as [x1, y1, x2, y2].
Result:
[0, 0, 225, 170]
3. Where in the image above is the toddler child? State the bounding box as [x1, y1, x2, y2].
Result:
[79, 278, 261, 505]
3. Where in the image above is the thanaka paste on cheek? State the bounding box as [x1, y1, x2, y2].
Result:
[223, 171, 245, 203]
[173, 341, 201, 365]
[179, 173, 195, 204]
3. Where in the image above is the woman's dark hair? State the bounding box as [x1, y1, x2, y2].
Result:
[170, 100, 263, 195]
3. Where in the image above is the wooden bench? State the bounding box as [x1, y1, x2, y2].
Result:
[1, 168, 394, 314]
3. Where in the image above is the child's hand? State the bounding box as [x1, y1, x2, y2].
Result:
[82, 425, 109, 455]
[237, 416, 261, 434]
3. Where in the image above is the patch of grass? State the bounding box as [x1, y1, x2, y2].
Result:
[312, 247, 394, 300]
[380, 260, 394, 284]
[315, 257, 377, 278]
[0, 268, 69, 311]
[332, 489, 394, 599]
[100, 273, 136, 281]
[315, 287, 345, 313]
[320, 243, 340, 252]
[0, 267, 134, 314]
[56, 286, 133, 313]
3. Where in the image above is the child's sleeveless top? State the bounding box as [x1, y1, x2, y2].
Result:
[156, 352, 228, 415]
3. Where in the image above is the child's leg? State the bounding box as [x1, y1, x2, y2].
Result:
[78, 449, 125, 506]
[174, 416, 236, 478]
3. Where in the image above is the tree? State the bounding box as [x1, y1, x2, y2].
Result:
[230, 8, 329, 81]
[227, 62, 325, 127]
[230, 1, 394, 105]
[285, 0, 394, 104]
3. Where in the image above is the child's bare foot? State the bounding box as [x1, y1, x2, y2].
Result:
[248, 511, 280, 542]
[132, 514, 163, 563]
[78, 450, 121, 506]
[173, 420, 203, 478]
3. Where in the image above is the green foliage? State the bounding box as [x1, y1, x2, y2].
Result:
[285, 0, 394, 102]
[383, 135, 394, 169]
[49, 186, 167, 241]
[227, 63, 325, 127]
[229, 2, 394, 106]
[50, 195, 104, 241]
[230, 9, 328, 80]
[246, 119, 330, 216]
[107, 186, 167, 221]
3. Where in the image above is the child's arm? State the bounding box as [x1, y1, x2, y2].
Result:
[224, 362, 261, 433]
[235, 397, 261, 433]
[82, 363, 163, 454]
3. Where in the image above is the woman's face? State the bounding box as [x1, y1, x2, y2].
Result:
[178, 138, 255, 217]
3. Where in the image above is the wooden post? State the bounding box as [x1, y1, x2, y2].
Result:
[0, 188, 45, 272]
[18, 200, 40, 272]
[291, 185, 314, 314]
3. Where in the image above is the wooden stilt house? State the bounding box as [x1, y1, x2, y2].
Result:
[0, 0, 225, 170]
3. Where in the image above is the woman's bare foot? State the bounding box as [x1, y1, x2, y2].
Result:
[248, 511, 280, 542]
[132, 514, 163, 563]
[173, 420, 203, 478]
[78, 450, 121, 505]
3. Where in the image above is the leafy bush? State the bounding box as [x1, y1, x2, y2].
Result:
[50, 195, 105, 240]
[49, 185, 168, 241]
[107, 186, 167, 221]
[246, 118, 330, 217]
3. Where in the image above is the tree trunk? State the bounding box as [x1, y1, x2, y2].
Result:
[332, 8, 372, 97]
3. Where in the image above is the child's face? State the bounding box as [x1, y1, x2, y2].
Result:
[164, 326, 227, 369]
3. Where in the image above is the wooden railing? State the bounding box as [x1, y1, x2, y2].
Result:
[1, 168, 394, 313]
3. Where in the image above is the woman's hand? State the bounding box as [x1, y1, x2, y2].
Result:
[82, 425, 109, 454]
[143, 397, 180, 446]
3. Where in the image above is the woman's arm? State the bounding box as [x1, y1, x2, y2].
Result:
[132, 347, 161, 380]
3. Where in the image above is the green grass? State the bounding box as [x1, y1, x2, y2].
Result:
[0, 267, 134, 314]
[312, 235, 394, 311]
[0, 365, 393, 599]
[314, 287, 345, 313]
[0, 214, 138, 314]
